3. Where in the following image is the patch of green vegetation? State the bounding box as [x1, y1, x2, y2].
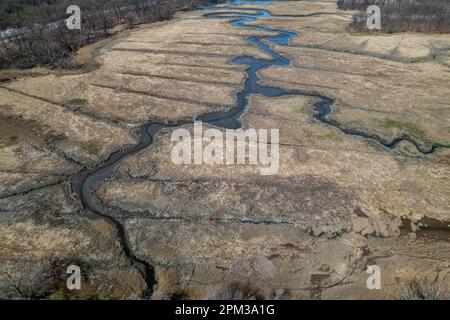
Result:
[377, 117, 425, 137]
[300, 128, 343, 141]
[78, 140, 101, 156]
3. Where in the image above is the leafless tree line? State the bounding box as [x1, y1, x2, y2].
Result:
[0, 0, 210, 69]
[337, 0, 450, 33]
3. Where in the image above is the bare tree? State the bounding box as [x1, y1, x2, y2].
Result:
[0, 0, 210, 69]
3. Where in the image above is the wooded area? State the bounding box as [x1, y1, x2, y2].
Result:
[337, 0, 450, 33]
[0, 0, 209, 69]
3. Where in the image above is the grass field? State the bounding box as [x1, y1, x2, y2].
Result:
[337, 0, 450, 33]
